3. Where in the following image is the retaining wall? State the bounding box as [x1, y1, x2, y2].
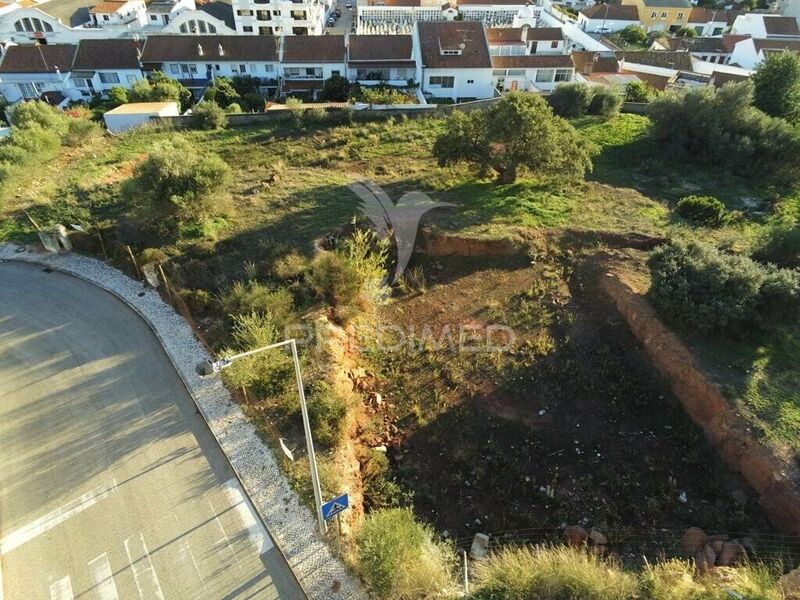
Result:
[602, 274, 800, 537]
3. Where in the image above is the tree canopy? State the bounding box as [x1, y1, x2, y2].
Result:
[752, 51, 800, 124]
[432, 93, 595, 184]
[130, 71, 193, 111]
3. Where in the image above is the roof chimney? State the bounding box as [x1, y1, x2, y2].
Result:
[218, 43, 224, 56]
[197, 43, 204, 56]
[583, 52, 599, 75]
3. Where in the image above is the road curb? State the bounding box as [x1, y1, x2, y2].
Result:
[0, 244, 365, 600]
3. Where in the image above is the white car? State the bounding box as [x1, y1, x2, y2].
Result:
[593, 26, 612, 34]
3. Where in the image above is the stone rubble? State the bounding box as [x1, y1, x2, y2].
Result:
[0, 244, 365, 600]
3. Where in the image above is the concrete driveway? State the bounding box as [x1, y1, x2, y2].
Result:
[0, 262, 305, 600]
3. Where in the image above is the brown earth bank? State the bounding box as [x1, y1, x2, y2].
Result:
[355, 243, 799, 566]
[602, 271, 800, 538]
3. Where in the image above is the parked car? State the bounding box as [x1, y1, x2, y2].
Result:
[327, 17, 335, 26]
[593, 26, 612, 34]
[345, 1, 352, 8]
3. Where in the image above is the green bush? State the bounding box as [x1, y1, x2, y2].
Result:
[355, 508, 456, 600]
[10, 101, 68, 137]
[588, 86, 623, 118]
[549, 83, 593, 118]
[204, 77, 240, 108]
[753, 225, 800, 268]
[618, 24, 648, 46]
[472, 545, 637, 600]
[126, 136, 232, 232]
[675, 195, 726, 226]
[649, 81, 800, 186]
[307, 252, 362, 313]
[648, 240, 800, 333]
[64, 117, 102, 147]
[225, 102, 242, 114]
[12, 124, 61, 161]
[307, 380, 347, 448]
[107, 86, 129, 107]
[625, 80, 656, 103]
[273, 251, 310, 281]
[360, 448, 408, 509]
[130, 71, 192, 111]
[220, 281, 296, 331]
[321, 75, 350, 102]
[193, 101, 228, 130]
[752, 51, 800, 124]
[302, 106, 327, 127]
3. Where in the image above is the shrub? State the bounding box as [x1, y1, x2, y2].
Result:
[126, 136, 232, 232]
[649, 81, 800, 186]
[64, 117, 102, 147]
[193, 101, 228, 130]
[549, 82, 593, 118]
[639, 559, 782, 600]
[204, 77, 240, 108]
[10, 101, 68, 137]
[307, 252, 362, 313]
[624, 80, 656, 103]
[220, 281, 296, 331]
[355, 508, 456, 600]
[130, 71, 192, 111]
[107, 86, 129, 107]
[753, 225, 800, 268]
[752, 51, 800, 124]
[588, 86, 623, 118]
[302, 106, 327, 127]
[360, 87, 414, 105]
[11, 124, 61, 161]
[307, 380, 348, 448]
[273, 251, 310, 280]
[285, 97, 304, 126]
[675, 195, 726, 226]
[219, 311, 294, 398]
[675, 26, 698, 37]
[321, 74, 350, 102]
[648, 240, 800, 332]
[472, 545, 637, 600]
[617, 24, 648, 46]
[225, 102, 242, 114]
[360, 448, 408, 509]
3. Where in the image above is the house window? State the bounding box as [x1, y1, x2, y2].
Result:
[18, 82, 37, 97]
[677, 11, 684, 19]
[237, 9, 253, 15]
[661, 11, 667, 18]
[712, 26, 723, 35]
[257, 10, 270, 19]
[99, 73, 120, 84]
[273, 10, 281, 16]
[127, 74, 138, 84]
[650, 11, 656, 18]
[551, 41, 558, 48]
[259, 26, 272, 34]
[429, 76, 454, 88]
[332, 69, 340, 76]
[534, 68, 554, 82]
[215, 64, 221, 71]
[492, 69, 507, 76]
[14, 20, 22, 31]
[264, 64, 274, 72]
[507, 69, 525, 75]
[170, 63, 180, 74]
[243, 25, 253, 32]
[103, 14, 109, 21]
[466, 79, 474, 84]
[150, 14, 157, 20]
[554, 68, 572, 82]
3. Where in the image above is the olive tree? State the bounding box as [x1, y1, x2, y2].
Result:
[432, 92, 595, 183]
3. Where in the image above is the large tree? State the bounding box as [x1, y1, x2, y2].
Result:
[432, 92, 595, 183]
[752, 51, 800, 124]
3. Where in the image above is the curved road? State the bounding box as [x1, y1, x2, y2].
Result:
[0, 262, 305, 600]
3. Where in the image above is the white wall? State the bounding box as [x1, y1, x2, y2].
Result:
[577, 14, 639, 33]
[281, 62, 346, 80]
[727, 37, 760, 69]
[541, 7, 611, 51]
[0, 72, 79, 103]
[492, 66, 574, 92]
[72, 68, 145, 98]
[422, 67, 494, 100]
[0, 8, 134, 44]
[158, 60, 280, 81]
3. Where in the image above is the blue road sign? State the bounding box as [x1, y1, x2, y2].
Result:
[321, 493, 349, 521]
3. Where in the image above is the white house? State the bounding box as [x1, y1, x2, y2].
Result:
[686, 7, 738, 37]
[728, 36, 800, 69]
[144, 0, 196, 27]
[491, 53, 574, 92]
[347, 34, 419, 86]
[70, 38, 144, 98]
[89, 0, 147, 27]
[104, 101, 179, 132]
[231, 0, 329, 35]
[0, 43, 78, 103]
[486, 26, 567, 55]
[416, 20, 494, 101]
[141, 34, 280, 95]
[577, 3, 640, 33]
[161, 2, 237, 34]
[730, 13, 800, 38]
[280, 34, 345, 96]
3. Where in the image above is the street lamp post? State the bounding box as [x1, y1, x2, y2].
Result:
[197, 339, 327, 536]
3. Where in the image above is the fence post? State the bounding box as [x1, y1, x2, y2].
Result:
[463, 549, 469, 595]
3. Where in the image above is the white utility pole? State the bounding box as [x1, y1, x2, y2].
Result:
[198, 339, 327, 535]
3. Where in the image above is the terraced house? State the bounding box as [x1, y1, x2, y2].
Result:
[620, 0, 692, 32]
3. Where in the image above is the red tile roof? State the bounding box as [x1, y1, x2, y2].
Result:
[0, 44, 76, 73]
[418, 21, 491, 69]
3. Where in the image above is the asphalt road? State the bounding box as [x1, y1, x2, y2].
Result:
[0, 262, 305, 600]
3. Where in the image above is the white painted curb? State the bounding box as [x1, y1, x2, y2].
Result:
[0, 244, 365, 600]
